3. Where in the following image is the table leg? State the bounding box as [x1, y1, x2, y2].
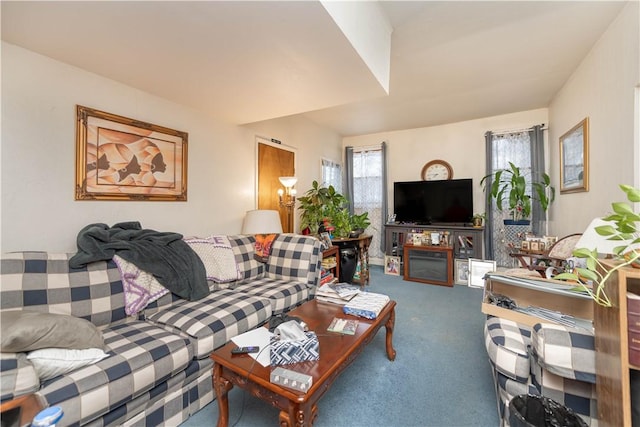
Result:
[279, 403, 314, 427]
[385, 306, 397, 361]
[213, 363, 232, 427]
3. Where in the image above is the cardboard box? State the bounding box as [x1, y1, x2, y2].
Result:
[270, 332, 319, 365]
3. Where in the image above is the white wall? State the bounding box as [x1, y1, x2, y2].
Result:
[343, 108, 549, 222]
[548, 1, 640, 236]
[1, 42, 343, 252]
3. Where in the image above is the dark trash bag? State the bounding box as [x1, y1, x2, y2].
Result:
[508, 394, 588, 427]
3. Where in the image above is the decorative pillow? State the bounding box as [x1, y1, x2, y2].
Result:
[0, 310, 105, 352]
[184, 235, 241, 283]
[254, 233, 278, 262]
[112, 255, 169, 316]
[27, 348, 110, 381]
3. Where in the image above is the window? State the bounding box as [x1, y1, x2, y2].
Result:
[321, 158, 342, 193]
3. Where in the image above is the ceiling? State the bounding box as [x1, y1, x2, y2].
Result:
[1, 1, 627, 136]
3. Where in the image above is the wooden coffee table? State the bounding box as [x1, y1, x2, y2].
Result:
[211, 298, 396, 427]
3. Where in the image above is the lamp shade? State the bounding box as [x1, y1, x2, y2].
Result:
[278, 176, 298, 188]
[242, 210, 283, 234]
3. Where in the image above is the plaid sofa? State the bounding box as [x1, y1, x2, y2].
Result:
[484, 316, 597, 426]
[1, 233, 321, 426]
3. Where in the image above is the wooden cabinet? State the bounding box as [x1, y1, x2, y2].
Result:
[385, 224, 483, 263]
[331, 235, 372, 288]
[595, 261, 640, 427]
[481, 273, 594, 328]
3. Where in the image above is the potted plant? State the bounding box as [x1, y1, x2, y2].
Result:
[471, 213, 485, 228]
[298, 181, 370, 239]
[554, 184, 640, 307]
[480, 162, 555, 224]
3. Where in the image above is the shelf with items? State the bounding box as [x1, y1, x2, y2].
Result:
[481, 272, 594, 329]
[385, 223, 484, 262]
[595, 261, 640, 427]
[321, 246, 340, 286]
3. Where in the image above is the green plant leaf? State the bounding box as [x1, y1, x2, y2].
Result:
[595, 225, 617, 236]
[574, 267, 599, 281]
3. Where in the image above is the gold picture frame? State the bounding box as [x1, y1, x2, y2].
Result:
[384, 255, 401, 276]
[75, 105, 188, 201]
[560, 117, 589, 194]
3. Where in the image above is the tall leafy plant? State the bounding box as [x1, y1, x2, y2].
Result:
[480, 162, 554, 221]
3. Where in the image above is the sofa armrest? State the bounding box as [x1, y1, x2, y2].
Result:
[532, 322, 596, 384]
[265, 235, 322, 289]
[1, 353, 40, 402]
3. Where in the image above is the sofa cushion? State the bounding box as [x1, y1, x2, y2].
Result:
[232, 278, 310, 314]
[37, 321, 192, 426]
[146, 289, 273, 358]
[0, 353, 39, 402]
[265, 234, 321, 289]
[1, 310, 105, 352]
[0, 252, 126, 327]
[484, 316, 531, 382]
[183, 236, 240, 284]
[227, 235, 265, 283]
[531, 322, 596, 384]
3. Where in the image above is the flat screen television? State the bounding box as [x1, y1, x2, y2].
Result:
[393, 179, 473, 225]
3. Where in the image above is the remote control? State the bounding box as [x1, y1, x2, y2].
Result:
[231, 346, 259, 354]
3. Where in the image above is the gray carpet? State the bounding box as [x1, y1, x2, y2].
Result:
[182, 266, 500, 427]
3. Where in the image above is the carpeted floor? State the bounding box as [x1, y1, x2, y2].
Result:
[182, 265, 500, 427]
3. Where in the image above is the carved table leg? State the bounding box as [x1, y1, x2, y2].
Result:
[385, 306, 397, 361]
[213, 363, 232, 427]
[279, 403, 314, 427]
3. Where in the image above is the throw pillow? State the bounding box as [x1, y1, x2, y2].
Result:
[0, 310, 105, 353]
[27, 348, 110, 381]
[112, 255, 169, 315]
[254, 233, 278, 262]
[184, 235, 240, 283]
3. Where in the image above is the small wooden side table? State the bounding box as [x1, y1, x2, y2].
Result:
[321, 246, 340, 283]
[0, 394, 45, 427]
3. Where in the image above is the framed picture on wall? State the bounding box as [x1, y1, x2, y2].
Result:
[75, 105, 188, 201]
[560, 117, 589, 193]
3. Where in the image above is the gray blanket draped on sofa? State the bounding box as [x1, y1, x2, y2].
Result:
[69, 221, 208, 300]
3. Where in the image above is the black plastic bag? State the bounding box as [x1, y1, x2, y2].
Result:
[508, 394, 588, 427]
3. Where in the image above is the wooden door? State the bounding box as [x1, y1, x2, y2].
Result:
[258, 143, 295, 232]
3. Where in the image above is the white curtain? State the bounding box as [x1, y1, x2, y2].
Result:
[321, 158, 342, 193]
[486, 131, 533, 267]
[347, 146, 384, 260]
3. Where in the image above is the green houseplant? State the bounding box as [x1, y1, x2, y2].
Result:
[480, 162, 555, 224]
[298, 181, 370, 238]
[554, 184, 640, 307]
[471, 213, 485, 228]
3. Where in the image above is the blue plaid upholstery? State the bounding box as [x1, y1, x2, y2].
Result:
[484, 316, 531, 382]
[1, 233, 320, 426]
[485, 317, 598, 426]
[146, 289, 272, 358]
[232, 278, 310, 314]
[1, 252, 126, 327]
[227, 234, 265, 282]
[0, 353, 39, 401]
[266, 234, 322, 290]
[37, 321, 193, 426]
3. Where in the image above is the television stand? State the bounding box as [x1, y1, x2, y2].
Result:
[385, 223, 484, 264]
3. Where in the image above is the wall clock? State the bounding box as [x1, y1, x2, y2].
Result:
[421, 160, 453, 181]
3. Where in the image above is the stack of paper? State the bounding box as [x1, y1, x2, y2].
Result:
[316, 283, 360, 305]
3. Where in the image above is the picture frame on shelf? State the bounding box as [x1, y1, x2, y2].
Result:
[384, 255, 401, 276]
[468, 258, 497, 288]
[454, 259, 469, 285]
[319, 232, 332, 250]
[560, 117, 589, 194]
